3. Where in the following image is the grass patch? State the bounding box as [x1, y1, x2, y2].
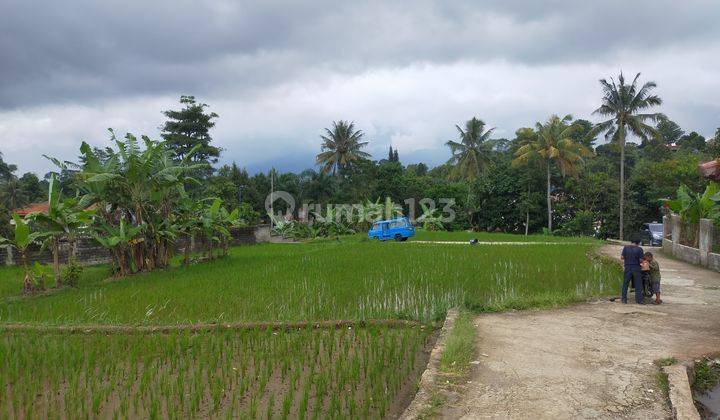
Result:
[657, 357, 678, 367]
[693, 359, 720, 393]
[0, 238, 620, 325]
[440, 311, 476, 376]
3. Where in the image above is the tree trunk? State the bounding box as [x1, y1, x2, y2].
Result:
[184, 237, 191, 267]
[525, 184, 531, 236]
[525, 209, 530, 236]
[619, 133, 626, 241]
[546, 163, 552, 232]
[52, 236, 61, 288]
[117, 249, 127, 277]
[21, 252, 33, 294]
[69, 235, 78, 259]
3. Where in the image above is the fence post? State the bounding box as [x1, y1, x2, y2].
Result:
[671, 214, 682, 257]
[3, 246, 13, 266]
[699, 218, 714, 268]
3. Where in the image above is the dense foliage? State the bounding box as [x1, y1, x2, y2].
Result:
[1, 75, 719, 267]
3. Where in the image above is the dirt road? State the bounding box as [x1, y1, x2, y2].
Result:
[446, 245, 720, 419]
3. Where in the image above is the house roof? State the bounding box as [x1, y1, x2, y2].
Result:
[13, 202, 49, 217]
[699, 159, 720, 181]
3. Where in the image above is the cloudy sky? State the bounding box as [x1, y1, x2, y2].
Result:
[1, 1, 719, 175]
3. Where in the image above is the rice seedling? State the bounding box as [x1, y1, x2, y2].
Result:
[0, 325, 433, 419]
[0, 234, 620, 418]
[0, 239, 618, 325]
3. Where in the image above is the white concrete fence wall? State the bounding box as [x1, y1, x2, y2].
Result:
[662, 214, 720, 272]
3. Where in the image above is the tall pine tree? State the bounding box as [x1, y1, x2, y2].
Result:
[161, 96, 221, 170]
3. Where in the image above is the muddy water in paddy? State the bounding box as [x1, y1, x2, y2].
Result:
[697, 384, 720, 419]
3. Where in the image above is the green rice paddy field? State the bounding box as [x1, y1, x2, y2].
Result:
[0, 232, 619, 418]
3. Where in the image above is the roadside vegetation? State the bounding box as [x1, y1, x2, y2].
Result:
[439, 311, 476, 377]
[693, 358, 720, 393]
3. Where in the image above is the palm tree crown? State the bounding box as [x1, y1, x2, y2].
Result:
[513, 115, 591, 231]
[445, 117, 495, 181]
[591, 72, 662, 144]
[589, 72, 662, 239]
[316, 120, 370, 177]
[514, 115, 590, 176]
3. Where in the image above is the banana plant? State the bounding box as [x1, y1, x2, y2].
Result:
[199, 199, 233, 259]
[0, 214, 50, 293]
[93, 218, 143, 277]
[356, 197, 402, 229]
[417, 202, 445, 231]
[664, 182, 720, 247]
[665, 183, 720, 225]
[175, 197, 202, 266]
[27, 173, 94, 287]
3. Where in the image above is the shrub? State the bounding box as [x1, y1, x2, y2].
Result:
[557, 210, 596, 237]
[62, 257, 83, 287]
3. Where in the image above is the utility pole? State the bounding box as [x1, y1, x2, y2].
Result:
[270, 170, 274, 230]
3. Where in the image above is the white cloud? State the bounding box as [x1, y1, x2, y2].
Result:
[1, 41, 719, 175]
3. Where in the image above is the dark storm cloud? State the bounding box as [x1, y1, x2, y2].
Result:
[2, 0, 719, 109]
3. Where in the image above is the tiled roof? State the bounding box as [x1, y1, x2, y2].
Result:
[13, 202, 49, 216]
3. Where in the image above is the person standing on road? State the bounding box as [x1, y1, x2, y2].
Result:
[621, 238, 645, 304]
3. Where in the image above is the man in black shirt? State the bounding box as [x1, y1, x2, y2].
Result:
[621, 238, 645, 304]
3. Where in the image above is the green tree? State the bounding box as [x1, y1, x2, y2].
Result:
[589, 72, 662, 240]
[570, 119, 596, 148]
[0, 151, 18, 180]
[677, 131, 706, 153]
[0, 176, 26, 210]
[656, 115, 684, 145]
[445, 117, 495, 181]
[470, 157, 528, 232]
[513, 115, 591, 232]
[18, 173, 47, 203]
[707, 128, 720, 157]
[161, 95, 220, 168]
[316, 120, 370, 177]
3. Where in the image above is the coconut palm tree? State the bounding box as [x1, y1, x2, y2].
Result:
[513, 115, 591, 232]
[589, 72, 662, 240]
[445, 117, 495, 181]
[316, 121, 370, 177]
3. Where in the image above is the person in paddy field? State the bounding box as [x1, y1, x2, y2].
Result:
[620, 237, 645, 304]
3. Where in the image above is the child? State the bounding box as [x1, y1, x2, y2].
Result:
[644, 252, 662, 304]
[640, 256, 651, 299]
